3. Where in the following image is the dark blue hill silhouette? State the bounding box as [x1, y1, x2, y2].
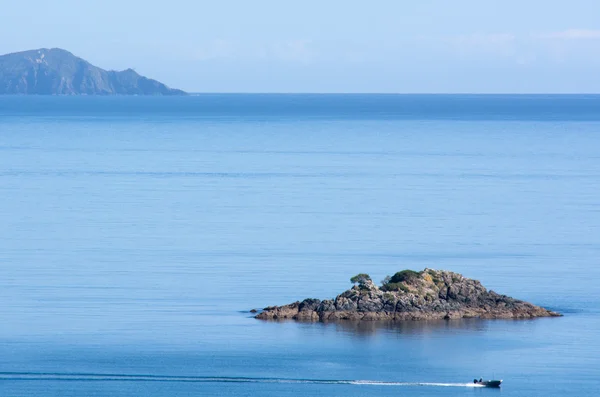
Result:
[0, 48, 186, 95]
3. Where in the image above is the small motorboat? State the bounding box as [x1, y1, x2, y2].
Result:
[473, 378, 502, 387]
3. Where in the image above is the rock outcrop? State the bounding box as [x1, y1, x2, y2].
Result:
[0, 48, 186, 95]
[255, 269, 561, 322]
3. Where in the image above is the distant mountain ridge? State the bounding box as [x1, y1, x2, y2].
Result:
[0, 48, 186, 95]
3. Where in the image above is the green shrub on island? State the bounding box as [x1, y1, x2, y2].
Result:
[389, 270, 421, 283]
[379, 269, 422, 292]
[350, 273, 372, 289]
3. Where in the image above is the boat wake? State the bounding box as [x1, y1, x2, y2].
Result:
[351, 380, 484, 387]
[0, 372, 485, 387]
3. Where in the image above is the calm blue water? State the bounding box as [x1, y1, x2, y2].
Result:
[1, 95, 599, 396]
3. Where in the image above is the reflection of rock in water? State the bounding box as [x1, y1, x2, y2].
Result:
[328, 318, 490, 337]
[256, 268, 561, 322]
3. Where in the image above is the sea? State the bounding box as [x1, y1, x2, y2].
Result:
[0, 94, 599, 396]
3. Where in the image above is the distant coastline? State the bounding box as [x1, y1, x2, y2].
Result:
[0, 48, 186, 95]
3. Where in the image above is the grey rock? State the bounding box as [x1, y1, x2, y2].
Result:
[317, 299, 335, 312]
[298, 298, 321, 312]
[334, 296, 358, 311]
[357, 295, 383, 312]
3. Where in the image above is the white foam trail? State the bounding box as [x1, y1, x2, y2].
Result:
[350, 380, 485, 387]
[0, 373, 486, 387]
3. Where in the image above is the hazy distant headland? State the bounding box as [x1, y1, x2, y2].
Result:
[0, 48, 186, 95]
[256, 269, 561, 322]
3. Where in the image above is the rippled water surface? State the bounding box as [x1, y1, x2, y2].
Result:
[1, 95, 599, 396]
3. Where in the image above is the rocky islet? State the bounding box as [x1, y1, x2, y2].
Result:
[255, 269, 561, 322]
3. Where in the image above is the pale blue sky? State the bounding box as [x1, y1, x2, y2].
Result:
[2, 0, 599, 93]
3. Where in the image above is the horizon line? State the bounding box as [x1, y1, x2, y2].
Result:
[2, 92, 600, 97]
[183, 92, 600, 95]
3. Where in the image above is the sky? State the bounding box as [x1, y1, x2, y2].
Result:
[1, 0, 599, 93]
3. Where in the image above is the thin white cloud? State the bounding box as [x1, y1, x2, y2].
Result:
[193, 39, 236, 61]
[448, 33, 516, 45]
[536, 29, 600, 40]
[191, 39, 315, 63]
[444, 33, 517, 58]
[271, 40, 314, 63]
